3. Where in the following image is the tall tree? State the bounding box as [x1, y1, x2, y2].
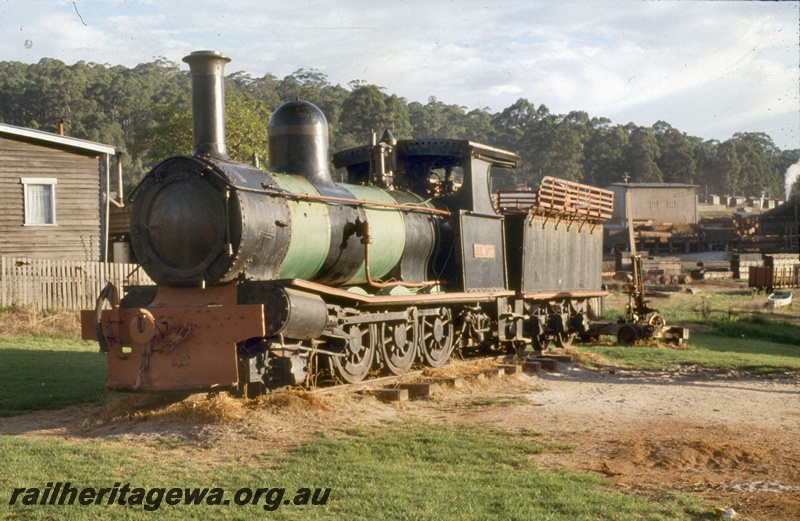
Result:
[728, 132, 781, 197]
[133, 91, 271, 188]
[408, 96, 472, 139]
[525, 112, 584, 183]
[583, 119, 628, 186]
[693, 139, 722, 198]
[490, 99, 539, 182]
[462, 108, 495, 143]
[491, 98, 537, 151]
[622, 125, 663, 183]
[653, 120, 697, 184]
[1, 55, 796, 199]
[338, 84, 411, 149]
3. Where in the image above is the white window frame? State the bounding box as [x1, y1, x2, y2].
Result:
[21, 177, 58, 226]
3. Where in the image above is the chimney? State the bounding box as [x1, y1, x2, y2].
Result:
[181, 50, 231, 159]
[56, 118, 64, 136]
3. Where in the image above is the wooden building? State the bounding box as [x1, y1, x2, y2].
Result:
[0, 123, 122, 261]
[606, 183, 698, 226]
[756, 196, 800, 253]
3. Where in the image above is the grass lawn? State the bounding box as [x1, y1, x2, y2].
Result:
[0, 295, 794, 520]
[580, 330, 800, 373]
[517, 285, 800, 377]
[0, 423, 703, 520]
[582, 289, 800, 373]
[0, 336, 108, 416]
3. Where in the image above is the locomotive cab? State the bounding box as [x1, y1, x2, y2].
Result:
[335, 138, 519, 293]
[334, 138, 518, 215]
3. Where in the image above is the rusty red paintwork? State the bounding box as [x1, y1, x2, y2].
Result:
[82, 284, 264, 392]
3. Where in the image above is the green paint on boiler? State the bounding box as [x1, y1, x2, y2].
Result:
[340, 184, 406, 285]
[272, 174, 331, 280]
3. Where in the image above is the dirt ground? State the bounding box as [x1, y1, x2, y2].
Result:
[2, 358, 798, 521]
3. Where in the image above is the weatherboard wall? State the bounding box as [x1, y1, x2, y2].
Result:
[607, 184, 698, 226]
[0, 136, 101, 260]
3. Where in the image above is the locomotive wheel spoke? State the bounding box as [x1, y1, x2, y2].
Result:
[379, 321, 417, 375]
[332, 324, 375, 383]
[420, 308, 454, 368]
[531, 334, 549, 352]
[554, 332, 576, 348]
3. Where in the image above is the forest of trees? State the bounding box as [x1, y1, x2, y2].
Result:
[1, 57, 798, 199]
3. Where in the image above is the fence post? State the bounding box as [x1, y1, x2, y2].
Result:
[0, 257, 152, 311]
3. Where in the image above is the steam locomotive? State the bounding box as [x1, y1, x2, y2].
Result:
[82, 50, 614, 394]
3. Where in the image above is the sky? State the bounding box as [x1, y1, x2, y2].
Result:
[1, 0, 798, 151]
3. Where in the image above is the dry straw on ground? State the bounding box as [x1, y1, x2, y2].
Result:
[99, 387, 332, 426]
[0, 306, 80, 337]
[101, 392, 246, 424]
[422, 356, 498, 378]
[252, 387, 330, 413]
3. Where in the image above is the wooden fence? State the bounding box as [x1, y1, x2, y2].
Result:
[0, 257, 153, 311]
[748, 265, 800, 291]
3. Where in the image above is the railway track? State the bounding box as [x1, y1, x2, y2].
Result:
[306, 353, 575, 401]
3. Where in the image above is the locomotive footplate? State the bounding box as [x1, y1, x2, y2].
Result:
[81, 285, 264, 392]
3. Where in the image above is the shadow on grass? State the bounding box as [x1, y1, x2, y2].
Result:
[0, 348, 108, 416]
[578, 324, 800, 384]
[710, 318, 800, 348]
[689, 329, 800, 362]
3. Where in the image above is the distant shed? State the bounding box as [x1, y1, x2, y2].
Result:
[0, 123, 122, 261]
[606, 183, 698, 226]
[758, 195, 800, 253]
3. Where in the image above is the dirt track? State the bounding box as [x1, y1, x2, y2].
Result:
[452, 365, 800, 520]
[2, 361, 799, 520]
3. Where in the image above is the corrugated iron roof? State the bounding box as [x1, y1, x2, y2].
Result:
[0, 122, 118, 156]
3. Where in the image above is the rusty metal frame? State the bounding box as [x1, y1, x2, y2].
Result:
[284, 278, 514, 307]
[520, 289, 609, 300]
[496, 177, 614, 234]
[82, 284, 265, 392]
